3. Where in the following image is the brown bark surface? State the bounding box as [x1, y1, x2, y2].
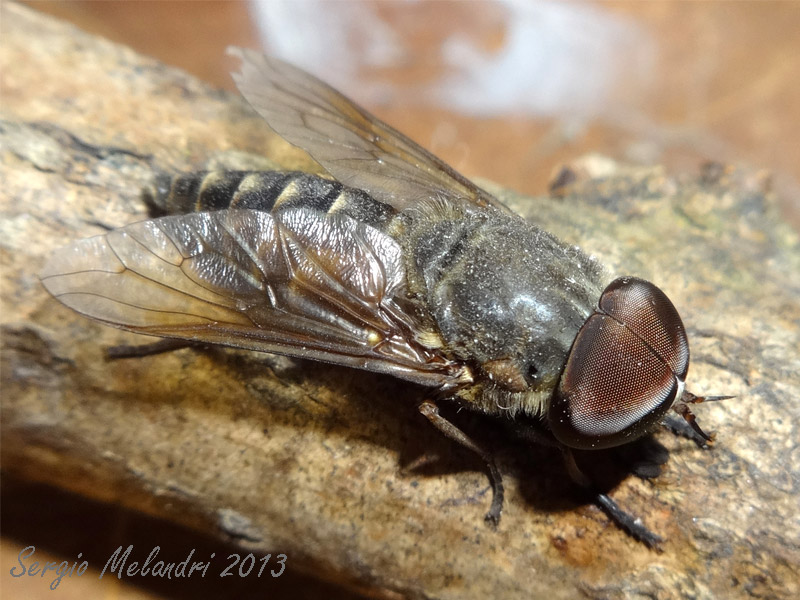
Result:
[2, 4, 798, 599]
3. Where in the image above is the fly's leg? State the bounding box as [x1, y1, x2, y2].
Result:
[592, 493, 663, 551]
[401, 451, 444, 474]
[661, 412, 713, 448]
[106, 338, 197, 359]
[561, 447, 664, 550]
[417, 400, 504, 527]
[668, 391, 734, 447]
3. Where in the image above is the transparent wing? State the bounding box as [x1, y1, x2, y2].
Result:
[40, 209, 460, 387]
[229, 47, 512, 215]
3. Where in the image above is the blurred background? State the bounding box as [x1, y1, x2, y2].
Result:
[19, 0, 800, 229]
[3, 1, 799, 599]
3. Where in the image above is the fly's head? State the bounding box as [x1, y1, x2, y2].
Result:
[547, 276, 716, 450]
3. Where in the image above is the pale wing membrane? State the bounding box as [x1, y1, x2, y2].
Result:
[41, 209, 459, 387]
[229, 47, 512, 214]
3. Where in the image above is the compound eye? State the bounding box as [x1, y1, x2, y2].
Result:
[548, 277, 690, 449]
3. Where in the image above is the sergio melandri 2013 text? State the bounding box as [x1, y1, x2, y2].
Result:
[9, 544, 287, 590]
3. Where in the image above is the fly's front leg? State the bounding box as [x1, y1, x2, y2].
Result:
[667, 391, 734, 447]
[661, 412, 713, 448]
[417, 400, 505, 527]
[562, 447, 664, 550]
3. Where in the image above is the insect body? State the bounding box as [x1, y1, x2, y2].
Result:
[40, 48, 723, 547]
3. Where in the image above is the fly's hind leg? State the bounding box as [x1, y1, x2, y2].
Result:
[106, 338, 198, 359]
[562, 447, 664, 550]
[417, 400, 505, 527]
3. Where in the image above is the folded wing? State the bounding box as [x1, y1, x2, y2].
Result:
[229, 47, 511, 215]
[40, 208, 458, 387]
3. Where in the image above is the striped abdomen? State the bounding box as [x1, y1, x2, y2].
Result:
[144, 170, 395, 227]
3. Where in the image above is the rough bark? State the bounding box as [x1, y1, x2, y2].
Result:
[2, 4, 798, 599]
